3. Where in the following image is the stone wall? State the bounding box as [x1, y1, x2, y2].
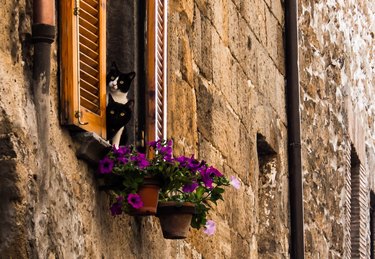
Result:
[298, 0, 375, 258]
[0, 0, 288, 258]
[167, 0, 288, 258]
[3, 0, 374, 258]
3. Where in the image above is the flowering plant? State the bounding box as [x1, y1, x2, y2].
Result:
[98, 139, 241, 235]
[150, 139, 241, 235]
[98, 145, 154, 214]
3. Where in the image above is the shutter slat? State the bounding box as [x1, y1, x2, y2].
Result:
[79, 17, 98, 36]
[80, 52, 99, 69]
[80, 60, 98, 78]
[80, 87, 100, 104]
[80, 34, 98, 52]
[81, 96, 100, 114]
[79, 23, 98, 43]
[80, 0, 98, 17]
[81, 69, 99, 86]
[81, 78, 99, 95]
[80, 43, 98, 60]
[82, 0, 98, 8]
[80, 8, 99, 27]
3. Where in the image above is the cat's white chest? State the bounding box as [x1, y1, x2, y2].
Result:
[109, 90, 128, 104]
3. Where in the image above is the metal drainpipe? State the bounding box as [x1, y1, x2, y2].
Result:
[285, 0, 305, 258]
[32, 0, 55, 179]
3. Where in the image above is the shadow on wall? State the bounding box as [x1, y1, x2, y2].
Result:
[196, 79, 213, 139]
[0, 114, 25, 257]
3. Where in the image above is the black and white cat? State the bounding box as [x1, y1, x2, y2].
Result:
[106, 62, 136, 147]
[106, 62, 135, 104]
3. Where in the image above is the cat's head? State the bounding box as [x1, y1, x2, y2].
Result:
[107, 62, 136, 93]
[107, 95, 134, 126]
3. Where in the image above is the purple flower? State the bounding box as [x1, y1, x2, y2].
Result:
[182, 182, 199, 193]
[113, 146, 130, 156]
[204, 220, 216, 235]
[110, 196, 124, 216]
[148, 140, 158, 148]
[117, 157, 129, 164]
[187, 155, 203, 171]
[229, 176, 241, 190]
[127, 193, 144, 209]
[199, 167, 214, 189]
[175, 155, 189, 165]
[130, 153, 150, 169]
[206, 166, 223, 177]
[99, 157, 114, 174]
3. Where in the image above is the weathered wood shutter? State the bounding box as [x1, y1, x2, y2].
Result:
[146, 0, 168, 143]
[60, 0, 106, 138]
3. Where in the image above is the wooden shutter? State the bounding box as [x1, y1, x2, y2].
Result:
[60, 0, 106, 138]
[146, 0, 168, 144]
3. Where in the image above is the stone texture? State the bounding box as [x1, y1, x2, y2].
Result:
[1, 0, 374, 258]
[299, 0, 375, 258]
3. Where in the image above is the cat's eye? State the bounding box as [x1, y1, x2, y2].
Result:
[119, 81, 124, 84]
[111, 76, 115, 80]
[110, 110, 115, 114]
[120, 112, 125, 116]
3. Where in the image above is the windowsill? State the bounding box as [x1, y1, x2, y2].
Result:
[74, 132, 111, 166]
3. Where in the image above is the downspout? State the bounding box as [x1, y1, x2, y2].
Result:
[285, 0, 305, 258]
[32, 1, 55, 178]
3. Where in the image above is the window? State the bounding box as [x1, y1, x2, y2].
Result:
[60, 0, 168, 145]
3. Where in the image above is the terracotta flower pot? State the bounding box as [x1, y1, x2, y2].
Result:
[129, 177, 161, 216]
[157, 201, 196, 239]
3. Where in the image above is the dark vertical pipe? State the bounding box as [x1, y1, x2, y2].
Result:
[32, 0, 55, 180]
[285, 0, 305, 258]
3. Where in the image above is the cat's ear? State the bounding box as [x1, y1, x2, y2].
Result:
[111, 62, 118, 70]
[126, 100, 135, 109]
[127, 72, 136, 81]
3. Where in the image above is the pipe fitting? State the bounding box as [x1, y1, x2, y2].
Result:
[32, 24, 55, 43]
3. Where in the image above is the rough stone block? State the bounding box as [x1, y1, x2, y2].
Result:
[266, 9, 278, 65]
[199, 15, 214, 81]
[168, 78, 198, 156]
[212, 32, 239, 113]
[212, 0, 229, 45]
[270, 0, 284, 26]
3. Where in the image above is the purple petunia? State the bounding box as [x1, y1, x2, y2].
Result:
[177, 155, 203, 172]
[229, 176, 241, 190]
[117, 157, 129, 164]
[182, 181, 199, 193]
[113, 146, 130, 157]
[130, 153, 150, 169]
[99, 157, 114, 174]
[110, 196, 124, 216]
[127, 193, 144, 209]
[175, 155, 189, 165]
[187, 155, 203, 171]
[206, 166, 223, 177]
[204, 220, 216, 235]
[202, 176, 214, 188]
[148, 140, 158, 148]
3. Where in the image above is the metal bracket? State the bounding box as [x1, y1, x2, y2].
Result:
[75, 111, 88, 125]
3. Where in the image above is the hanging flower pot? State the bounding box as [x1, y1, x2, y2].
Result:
[157, 201, 196, 239]
[128, 176, 160, 216]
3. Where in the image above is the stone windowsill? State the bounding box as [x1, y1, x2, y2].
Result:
[74, 132, 111, 166]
